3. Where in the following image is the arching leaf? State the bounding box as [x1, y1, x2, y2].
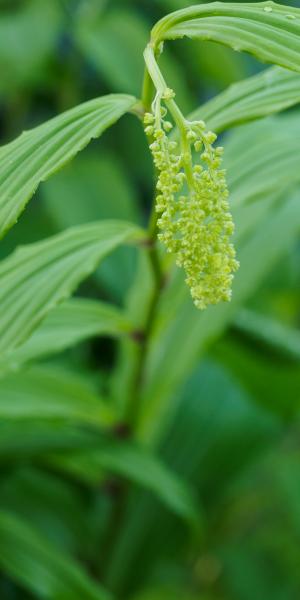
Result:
[191, 66, 300, 133]
[0, 94, 136, 238]
[0, 220, 144, 354]
[152, 2, 300, 74]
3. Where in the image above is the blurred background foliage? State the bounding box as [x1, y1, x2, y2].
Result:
[1, 0, 300, 599]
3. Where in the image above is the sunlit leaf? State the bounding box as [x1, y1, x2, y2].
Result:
[192, 66, 300, 133]
[152, 2, 300, 73]
[0, 220, 144, 354]
[0, 94, 136, 238]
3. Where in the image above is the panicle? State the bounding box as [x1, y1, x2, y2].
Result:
[143, 94, 239, 310]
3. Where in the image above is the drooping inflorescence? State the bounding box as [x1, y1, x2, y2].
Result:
[144, 89, 239, 310]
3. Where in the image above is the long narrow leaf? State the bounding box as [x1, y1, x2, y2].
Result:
[234, 308, 300, 360]
[138, 190, 300, 442]
[0, 220, 144, 354]
[0, 298, 133, 374]
[48, 442, 198, 523]
[191, 66, 300, 133]
[0, 93, 136, 238]
[0, 510, 111, 600]
[0, 366, 115, 427]
[152, 2, 300, 73]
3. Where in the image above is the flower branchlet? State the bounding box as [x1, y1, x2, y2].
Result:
[144, 89, 239, 310]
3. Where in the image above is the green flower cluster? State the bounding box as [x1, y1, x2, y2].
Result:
[144, 92, 239, 310]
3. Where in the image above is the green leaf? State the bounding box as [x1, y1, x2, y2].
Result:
[0, 509, 111, 600]
[0, 366, 115, 427]
[42, 153, 140, 227]
[42, 152, 141, 300]
[152, 2, 300, 73]
[0, 93, 136, 238]
[226, 116, 300, 209]
[0, 421, 100, 459]
[0, 220, 144, 355]
[0, 467, 93, 556]
[0, 298, 133, 374]
[49, 441, 198, 523]
[213, 336, 300, 418]
[233, 307, 300, 360]
[137, 190, 300, 443]
[191, 66, 300, 133]
[110, 111, 300, 448]
[102, 359, 279, 593]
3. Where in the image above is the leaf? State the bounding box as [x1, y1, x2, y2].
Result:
[43, 153, 141, 227]
[49, 441, 198, 523]
[191, 66, 300, 133]
[233, 307, 300, 360]
[0, 93, 136, 238]
[152, 2, 300, 74]
[0, 467, 92, 556]
[225, 115, 300, 209]
[137, 190, 300, 443]
[0, 509, 111, 600]
[0, 220, 144, 355]
[0, 298, 133, 374]
[0, 366, 115, 427]
[102, 359, 279, 594]
[42, 152, 141, 300]
[163, 357, 280, 493]
[0, 421, 100, 459]
[213, 335, 300, 418]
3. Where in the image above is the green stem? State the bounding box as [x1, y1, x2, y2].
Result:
[141, 67, 154, 113]
[143, 44, 187, 135]
[125, 218, 163, 427]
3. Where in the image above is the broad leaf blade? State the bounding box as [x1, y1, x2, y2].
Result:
[0, 220, 144, 354]
[49, 442, 199, 523]
[138, 190, 300, 442]
[191, 66, 300, 133]
[234, 308, 300, 360]
[0, 510, 111, 600]
[153, 2, 300, 73]
[0, 366, 115, 428]
[0, 421, 101, 459]
[0, 298, 133, 374]
[0, 93, 136, 238]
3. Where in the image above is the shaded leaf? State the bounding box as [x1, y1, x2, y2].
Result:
[49, 441, 199, 523]
[0, 510, 111, 600]
[0, 298, 133, 374]
[233, 307, 300, 360]
[0, 366, 115, 427]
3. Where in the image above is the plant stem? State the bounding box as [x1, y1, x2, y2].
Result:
[141, 67, 154, 113]
[125, 209, 163, 428]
